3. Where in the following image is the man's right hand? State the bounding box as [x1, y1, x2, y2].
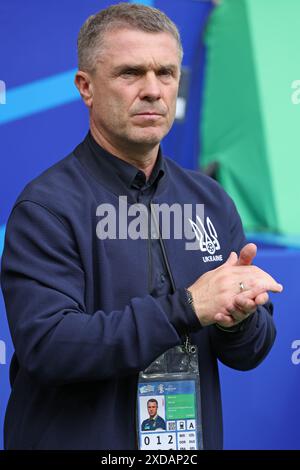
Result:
[187, 245, 283, 328]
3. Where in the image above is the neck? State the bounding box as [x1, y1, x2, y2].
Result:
[90, 123, 159, 180]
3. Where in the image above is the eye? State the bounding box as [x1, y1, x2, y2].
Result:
[121, 68, 140, 77]
[158, 68, 174, 77]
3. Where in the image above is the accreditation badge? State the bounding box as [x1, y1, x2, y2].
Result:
[137, 342, 203, 450]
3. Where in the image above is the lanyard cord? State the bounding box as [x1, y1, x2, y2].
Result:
[150, 203, 193, 354]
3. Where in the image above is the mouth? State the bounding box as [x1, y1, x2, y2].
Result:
[133, 112, 165, 122]
[135, 112, 163, 116]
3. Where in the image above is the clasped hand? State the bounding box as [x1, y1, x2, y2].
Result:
[188, 243, 283, 328]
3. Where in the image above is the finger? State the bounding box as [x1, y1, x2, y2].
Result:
[261, 281, 283, 294]
[245, 280, 283, 296]
[231, 311, 253, 323]
[230, 299, 256, 320]
[254, 292, 269, 305]
[238, 243, 257, 266]
[224, 251, 238, 266]
[233, 294, 257, 313]
[214, 313, 237, 328]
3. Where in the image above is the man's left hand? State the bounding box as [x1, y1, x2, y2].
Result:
[214, 243, 282, 327]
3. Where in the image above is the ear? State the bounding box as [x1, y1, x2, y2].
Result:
[74, 71, 93, 108]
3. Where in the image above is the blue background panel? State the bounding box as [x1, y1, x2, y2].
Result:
[220, 249, 300, 449]
[0, 0, 121, 88]
[0, 100, 88, 224]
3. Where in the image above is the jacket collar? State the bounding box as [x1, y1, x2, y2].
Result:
[74, 132, 168, 202]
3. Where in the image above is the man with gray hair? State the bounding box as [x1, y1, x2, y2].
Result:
[1, 2, 282, 450]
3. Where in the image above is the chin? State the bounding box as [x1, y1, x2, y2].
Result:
[132, 131, 167, 146]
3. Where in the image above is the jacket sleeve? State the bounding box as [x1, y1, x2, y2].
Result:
[1, 201, 200, 386]
[208, 195, 277, 371]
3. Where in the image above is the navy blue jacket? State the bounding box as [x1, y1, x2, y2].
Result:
[1, 135, 276, 450]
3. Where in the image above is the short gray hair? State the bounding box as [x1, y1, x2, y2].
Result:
[77, 2, 183, 72]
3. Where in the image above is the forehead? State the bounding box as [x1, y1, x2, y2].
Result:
[100, 28, 180, 66]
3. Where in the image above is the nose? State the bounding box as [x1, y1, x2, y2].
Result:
[139, 71, 161, 102]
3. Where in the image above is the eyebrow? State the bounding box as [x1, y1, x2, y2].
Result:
[112, 63, 179, 75]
